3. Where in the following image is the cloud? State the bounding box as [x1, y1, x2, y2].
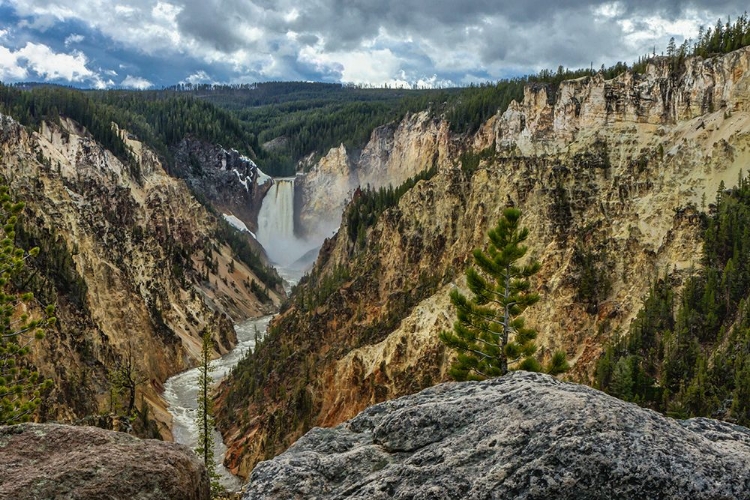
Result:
[0, 46, 28, 80]
[0, 40, 111, 86]
[121, 74, 153, 89]
[17, 42, 94, 80]
[182, 70, 212, 84]
[64, 33, 84, 46]
[1, 0, 749, 86]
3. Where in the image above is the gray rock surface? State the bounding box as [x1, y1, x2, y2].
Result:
[243, 371, 750, 499]
[171, 136, 269, 231]
[0, 423, 210, 500]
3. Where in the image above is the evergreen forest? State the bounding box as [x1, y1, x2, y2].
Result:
[596, 177, 750, 426]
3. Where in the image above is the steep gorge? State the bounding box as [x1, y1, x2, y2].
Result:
[0, 114, 283, 436]
[218, 47, 750, 477]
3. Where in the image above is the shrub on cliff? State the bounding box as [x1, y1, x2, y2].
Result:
[0, 186, 56, 424]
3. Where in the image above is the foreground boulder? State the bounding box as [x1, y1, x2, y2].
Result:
[0, 423, 209, 500]
[244, 371, 750, 499]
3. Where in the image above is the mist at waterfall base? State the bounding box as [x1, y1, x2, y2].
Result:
[163, 316, 273, 492]
[256, 177, 336, 271]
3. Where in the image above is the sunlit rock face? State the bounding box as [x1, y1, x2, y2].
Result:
[492, 47, 750, 154]
[0, 115, 282, 434]
[297, 111, 453, 240]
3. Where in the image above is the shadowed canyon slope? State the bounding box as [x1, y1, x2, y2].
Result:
[0, 115, 282, 434]
[218, 47, 750, 477]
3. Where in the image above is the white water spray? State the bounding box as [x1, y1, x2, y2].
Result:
[257, 178, 295, 246]
[256, 177, 316, 268]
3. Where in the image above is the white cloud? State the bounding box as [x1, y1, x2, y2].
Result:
[0, 46, 28, 80]
[121, 74, 153, 89]
[298, 45, 405, 85]
[17, 42, 95, 81]
[182, 70, 212, 84]
[9, 0, 187, 57]
[114, 4, 136, 16]
[64, 33, 84, 46]
[0, 41, 112, 86]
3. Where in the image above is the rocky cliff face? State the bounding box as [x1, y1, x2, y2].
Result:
[0, 115, 282, 434]
[219, 47, 750, 476]
[0, 423, 210, 500]
[297, 111, 454, 238]
[490, 47, 750, 155]
[244, 372, 750, 500]
[171, 137, 271, 235]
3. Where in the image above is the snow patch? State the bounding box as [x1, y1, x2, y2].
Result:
[238, 153, 257, 168]
[222, 214, 256, 239]
[232, 169, 249, 192]
[255, 167, 272, 185]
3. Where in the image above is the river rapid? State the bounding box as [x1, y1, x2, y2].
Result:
[163, 254, 308, 491]
[162, 315, 273, 491]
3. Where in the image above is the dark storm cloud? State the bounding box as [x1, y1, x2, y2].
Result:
[1, 0, 749, 86]
[175, 0, 248, 52]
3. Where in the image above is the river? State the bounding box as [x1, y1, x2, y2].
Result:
[164, 172, 317, 491]
[163, 254, 309, 491]
[162, 315, 274, 491]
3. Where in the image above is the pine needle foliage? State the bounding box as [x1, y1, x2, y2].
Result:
[440, 208, 547, 380]
[195, 328, 224, 498]
[0, 186, 56, 424]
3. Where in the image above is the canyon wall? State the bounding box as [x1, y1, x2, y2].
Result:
[297, 111, 455, 238]
[171, 137, 271, 236]
[219, 47, 750, 476]
[0, 116, 282, 435]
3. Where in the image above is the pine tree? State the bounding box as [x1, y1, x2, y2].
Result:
[0, 186, 56, 424]
[731, 355, 750, 425]
[610, 357, 634, 401]
[195, 328, 223, 498]
[440, 208, 566, 380]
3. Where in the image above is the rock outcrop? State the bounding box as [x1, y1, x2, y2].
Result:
[244, 372, 750, 500]
[297, 111, 453, 238]
[492, 47, 750, 155]
[0, 423, 209, 500]
[171, 137, 271, 234]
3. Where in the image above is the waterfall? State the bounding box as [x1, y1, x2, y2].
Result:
[257, 178, 299, 266]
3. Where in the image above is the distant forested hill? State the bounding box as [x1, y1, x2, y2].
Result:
[4, 14, 750, 177]
[162, 81, 525, 175]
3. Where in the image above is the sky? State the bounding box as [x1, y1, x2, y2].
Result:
[0, 0, 745, 89]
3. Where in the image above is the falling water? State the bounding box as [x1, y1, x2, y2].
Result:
[256, 178, 297, 266]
